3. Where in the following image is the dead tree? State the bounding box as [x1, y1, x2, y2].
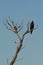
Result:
[3, 18, 37, 65]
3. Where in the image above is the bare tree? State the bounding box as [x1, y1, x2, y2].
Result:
[3, 18, 37, 65]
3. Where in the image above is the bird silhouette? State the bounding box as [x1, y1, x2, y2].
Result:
[30, 20, 34, 34]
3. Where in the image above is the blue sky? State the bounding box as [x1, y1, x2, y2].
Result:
[0, 0, 43, 65]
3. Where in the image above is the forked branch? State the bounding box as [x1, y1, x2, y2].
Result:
[3, 19, 37, 65]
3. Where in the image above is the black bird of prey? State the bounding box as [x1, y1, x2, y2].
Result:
[30, 20, 34, 34]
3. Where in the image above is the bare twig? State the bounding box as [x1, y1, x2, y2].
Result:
[3, 19, 13, 30]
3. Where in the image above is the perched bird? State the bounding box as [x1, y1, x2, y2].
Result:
[30, 20, 34, 34]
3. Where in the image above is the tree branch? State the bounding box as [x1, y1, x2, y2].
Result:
[10, 29, 29, 65]
[10, 34, 23, 65]
[3, 19, 36, 65]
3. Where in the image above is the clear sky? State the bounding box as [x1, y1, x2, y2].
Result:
[0, 0, 43, 65]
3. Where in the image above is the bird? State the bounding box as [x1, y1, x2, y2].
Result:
[30, 20, 34, 34]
